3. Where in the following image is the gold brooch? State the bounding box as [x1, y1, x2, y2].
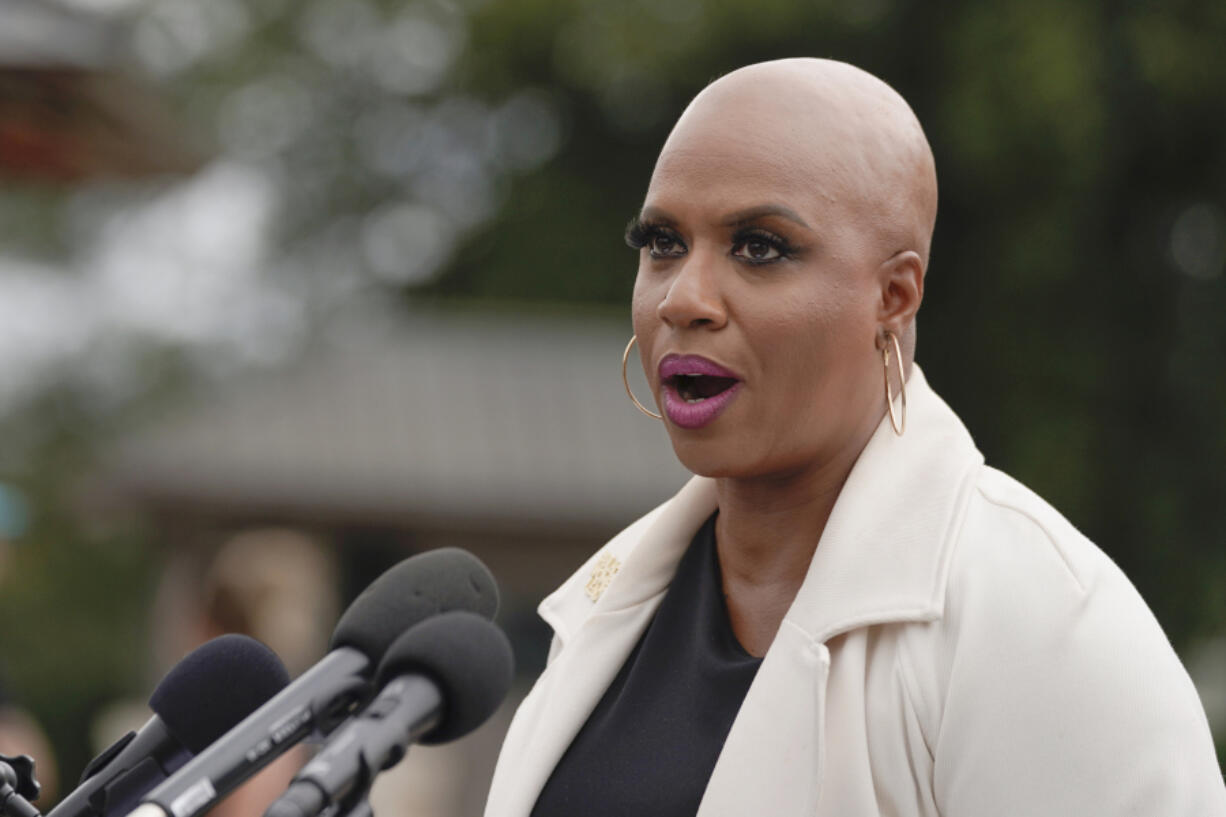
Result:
[584, 552, 621, 602]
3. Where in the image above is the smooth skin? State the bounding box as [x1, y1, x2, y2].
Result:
[630, 58, 937, 656]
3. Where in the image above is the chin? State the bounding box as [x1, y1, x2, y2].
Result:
[666, 433, 735, 478]
[665, 431, 773, 480]
[666, 423, 835, 483]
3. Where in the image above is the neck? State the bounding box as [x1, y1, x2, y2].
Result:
[715, 388, 887, 576]
[707, 365, 911, 655]
[710, 422, 878, 658]
[713, 461, 847, 589]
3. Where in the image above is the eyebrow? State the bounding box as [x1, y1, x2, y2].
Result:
[637, 206, 677, 225]
[636, 203, 812, 230]
[722, 204, 812, 230]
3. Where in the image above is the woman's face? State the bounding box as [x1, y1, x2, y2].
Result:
[630, 126, 895, 481]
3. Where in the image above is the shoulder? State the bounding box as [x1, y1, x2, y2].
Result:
[938, 463, 1179, 674]
[952, 465, 1116, 601]
[898, 466, 1224, 813]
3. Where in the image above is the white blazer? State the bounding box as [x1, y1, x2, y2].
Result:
[484, 366, 1226, 816]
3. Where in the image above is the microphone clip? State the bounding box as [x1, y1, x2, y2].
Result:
[0, 754, 41, 817]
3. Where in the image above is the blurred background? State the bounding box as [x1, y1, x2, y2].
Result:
[0, 0, 1223, 812]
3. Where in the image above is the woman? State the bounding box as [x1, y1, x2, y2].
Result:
[484, 59, 1226, 816]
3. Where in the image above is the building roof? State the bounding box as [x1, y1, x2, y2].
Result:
[103, 308, 693, 534]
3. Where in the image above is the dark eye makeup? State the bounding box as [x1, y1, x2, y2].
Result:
[624, 217, 800, 265]
[625, 217, 687, 258]
[730, 227, 796, 265]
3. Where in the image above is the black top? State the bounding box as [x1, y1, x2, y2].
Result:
[531, 514, 763, 817]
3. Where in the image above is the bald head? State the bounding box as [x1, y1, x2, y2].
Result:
[655, 58, 937, 267]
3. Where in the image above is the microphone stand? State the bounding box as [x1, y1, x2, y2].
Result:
[333, 797, 372, 817]
[0, 755, 41, 817]
[316, 776, 374, 817]
[317, 793, 371, 817]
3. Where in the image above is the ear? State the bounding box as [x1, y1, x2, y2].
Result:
[875, 249, 924, 339]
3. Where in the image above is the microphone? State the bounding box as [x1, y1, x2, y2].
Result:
[130, 548, 499, 817]
[265, 611, 515, 817]
[49, 634, 290, 817]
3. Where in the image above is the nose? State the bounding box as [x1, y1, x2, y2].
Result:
[656, 250, 727, 330]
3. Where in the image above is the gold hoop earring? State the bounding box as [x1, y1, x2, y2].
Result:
[622, 335, 663, 420]
[881, 330, 907, 436]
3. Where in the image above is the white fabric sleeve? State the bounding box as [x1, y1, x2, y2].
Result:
[926, 489, 1226, 816]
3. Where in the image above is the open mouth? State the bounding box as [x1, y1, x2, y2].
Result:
[656, 354, 743, 428]
[666, 374, 740, 403]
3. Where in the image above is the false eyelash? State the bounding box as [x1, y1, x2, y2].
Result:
[625, 216, 685, 249]
[624, 217, 657, 249]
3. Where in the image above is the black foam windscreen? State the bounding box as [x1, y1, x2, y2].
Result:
[329, 548, 499, 663]
[374, 610, 514, 744]
[150, 634, 291, 754]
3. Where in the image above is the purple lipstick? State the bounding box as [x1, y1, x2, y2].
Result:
[658, 354, 743, 430]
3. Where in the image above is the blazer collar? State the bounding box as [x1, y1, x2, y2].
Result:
[786, 364, 984, 642]
[542, 364, 984, 646]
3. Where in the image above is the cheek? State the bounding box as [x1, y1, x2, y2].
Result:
[631, 265, 669, 327]
[746, 285, 877, 411]
[750, 289, 861, 362]
[630, 269, 659, 370]
[630, 272, 651, 331]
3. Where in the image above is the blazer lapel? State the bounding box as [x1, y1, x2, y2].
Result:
[698, 622, 831, 817]
[485, 477, 720, 817]
[698, 366, 983, 815]
[784, 365, 984, 644]
[487, 600, 664, 817]
[487, 366, 984, 817]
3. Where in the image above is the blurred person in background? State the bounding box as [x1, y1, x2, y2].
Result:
[197, 529, 336, 817]
[95, 528, 337, 817]
[483, 58, 1226, 816]
[198, 528, 338, 678]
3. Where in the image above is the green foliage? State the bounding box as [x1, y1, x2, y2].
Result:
[433, 0, 1226, 655]
[2, 0, 1224, 777]
[0, 394, 159, 783]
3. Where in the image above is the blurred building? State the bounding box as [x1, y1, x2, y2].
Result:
[0, 0, 204, 181]
[95, 307, 691, 816]
[2, 6, 689, 810]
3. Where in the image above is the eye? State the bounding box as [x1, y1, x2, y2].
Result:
[734, 236, 781, 262]
[731, 229, 790, 264]
[625, 218, 687, 259]
[647, 231, 686, 258]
